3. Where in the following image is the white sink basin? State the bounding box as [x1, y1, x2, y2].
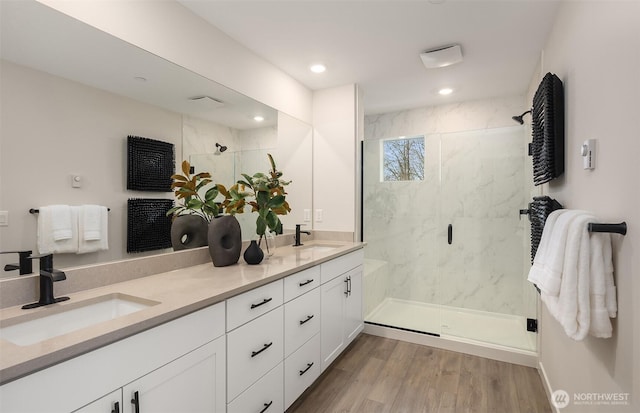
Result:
[0, 293, 159, 346]
[296, 244, 342, 254]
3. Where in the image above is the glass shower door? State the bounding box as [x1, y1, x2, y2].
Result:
[438, 126, 535, 350]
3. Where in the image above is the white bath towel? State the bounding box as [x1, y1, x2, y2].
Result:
[528, 210, 586, 295]
[530, 210, 618, 340]
[78, 205, 109, 253]
[37, 205, 79, 254]
[540, 213, 593, 340]
[588, 232, 617, 338]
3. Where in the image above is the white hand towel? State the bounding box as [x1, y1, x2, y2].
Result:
[80, 204, 103, 241]
[78, 205, 109, 254]
[50, 205, 73, 241]
[37, 206, 79, 254]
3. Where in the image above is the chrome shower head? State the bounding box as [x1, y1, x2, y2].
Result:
[512, 110, 532, 125]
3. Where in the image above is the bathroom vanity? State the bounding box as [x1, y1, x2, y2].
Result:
[0, 242, 364, 413]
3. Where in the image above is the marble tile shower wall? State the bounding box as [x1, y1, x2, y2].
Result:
[363, 96, 530, 316]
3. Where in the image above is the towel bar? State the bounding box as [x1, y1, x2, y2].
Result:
[29, 208, 110, 214]
[588, 222, 627, 235]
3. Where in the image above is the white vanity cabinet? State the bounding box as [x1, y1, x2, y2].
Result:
[226, 280, 284, 412]
[0, 247, 365, 413]
[0, 303, 226, 413]
[320, 250, 364, 372]
[283, 266, 322, 410]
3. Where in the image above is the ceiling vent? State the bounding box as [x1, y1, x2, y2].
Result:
[420, 44, 463, 69]
[188, 95, 225, 109]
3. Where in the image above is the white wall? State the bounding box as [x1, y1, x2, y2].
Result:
[534, 2, 639, 412]
[37, 0, 313, 124]
[0, 61, 181, 269]
[312, 84, 358, 234]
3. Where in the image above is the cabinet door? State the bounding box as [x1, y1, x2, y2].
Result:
[73, 389, 122, 413]
[344, 266, 364, 346]
[122, 336, 226, 413]
[320, 274, 347, 371]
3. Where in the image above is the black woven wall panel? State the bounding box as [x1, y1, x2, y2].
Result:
[127, 135, 174, 191]
[531, 72, 564, 186]
[127, 198, 173, 253]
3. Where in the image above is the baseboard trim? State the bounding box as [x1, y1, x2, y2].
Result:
[538, 361, 558, 413]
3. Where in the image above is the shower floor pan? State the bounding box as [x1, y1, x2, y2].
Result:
[366, 298, 536, 352]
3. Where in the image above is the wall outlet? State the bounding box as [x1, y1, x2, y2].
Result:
[304, 209, 311, 222]
[0, 211, 8, 227]
[315, 209, 323, 222]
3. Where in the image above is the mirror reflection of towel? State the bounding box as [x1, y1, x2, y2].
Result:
[78, 205, 109, 253]
[37, 205, 78, 254]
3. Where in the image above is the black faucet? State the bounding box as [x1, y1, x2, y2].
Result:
[0, 250, 33, 275]
[22, 254, 70, 309]
[293, 224, 311, 247]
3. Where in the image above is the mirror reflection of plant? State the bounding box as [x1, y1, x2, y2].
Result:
[224, 154, 291, 248]
[167, 160, 228, 222]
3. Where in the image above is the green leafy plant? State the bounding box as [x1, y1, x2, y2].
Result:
[167, 160, 228, 222]
[225, 154, 291, 245]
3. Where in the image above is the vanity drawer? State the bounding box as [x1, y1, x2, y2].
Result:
[284, 333, 320, 410]
[284, 288, 320, 357]
[284, 265, 320, 302]
[227, 306, 283, 401]
[320, 249, 364, 284]
[228, 362, 283, 413]
[226, 279, 283, 331]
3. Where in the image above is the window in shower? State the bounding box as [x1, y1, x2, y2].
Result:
[381, 135, 425, 181]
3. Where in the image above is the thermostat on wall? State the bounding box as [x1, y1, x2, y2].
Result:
[581, 139, 596, 170]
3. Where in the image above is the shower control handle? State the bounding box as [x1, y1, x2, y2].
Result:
[447, 224, 453, 245]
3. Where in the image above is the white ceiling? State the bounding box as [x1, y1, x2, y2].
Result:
[179, 0, 561, 114]
[0, 0, 277, 130]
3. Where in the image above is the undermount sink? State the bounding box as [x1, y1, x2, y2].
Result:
[297, 244, 342, 254]
[0, 293, 159, 346]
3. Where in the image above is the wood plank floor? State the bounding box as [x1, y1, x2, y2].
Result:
[287, 334, 551, 413]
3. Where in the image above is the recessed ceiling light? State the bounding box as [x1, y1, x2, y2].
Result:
[438, 88, 454, 95]
[310, 64, 326, 74]
[254, 115, 265, 122]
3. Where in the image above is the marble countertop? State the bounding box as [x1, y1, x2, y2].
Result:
[0, 241, 364, 385]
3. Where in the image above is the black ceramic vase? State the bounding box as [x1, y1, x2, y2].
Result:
[170, 215, 208, 251]
[243, 240, 264, 265]
[208, 215, 242, 267]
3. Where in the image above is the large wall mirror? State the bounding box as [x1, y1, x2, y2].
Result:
[0, 1, 312, 278]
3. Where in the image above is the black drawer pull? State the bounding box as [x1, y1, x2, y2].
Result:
[299, 279, 314, 287]
[131, 391, 140, 413]
[299, 362, 314, 376]
[448, 224, 453, 245]
[251, 342, 273, 357]
[250, 297, 273, 309]
[299, 314, 314, 325]
[111, 401, 120, 413]
[259, 401, 273, 413]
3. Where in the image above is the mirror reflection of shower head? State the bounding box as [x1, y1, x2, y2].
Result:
[512, 110, 532, 125]
[215, 142, 228, 155]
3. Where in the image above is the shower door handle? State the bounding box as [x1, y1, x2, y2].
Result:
[447, 224, 453, 245]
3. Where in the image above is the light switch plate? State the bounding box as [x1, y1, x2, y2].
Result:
[315, 209, 323, 222]
[0, 211, 8, 226]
